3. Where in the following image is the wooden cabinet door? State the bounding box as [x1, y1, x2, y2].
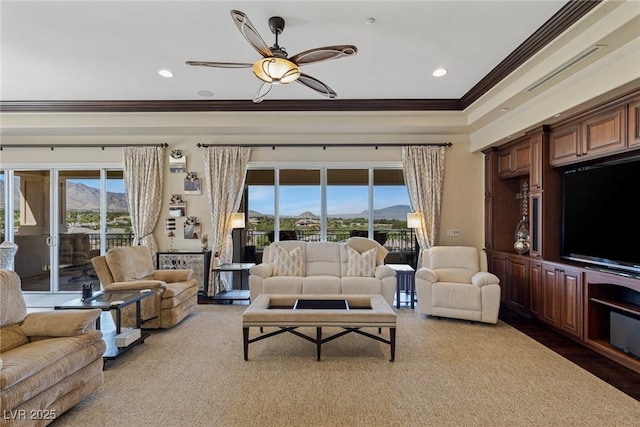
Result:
[529, 261, 543, 318]
[550, 123, 580, 166]
[512, 141, 531, 176]
[496, 139, 530, 178]
[508, 256, 530, 312]
[529, 132, 543, 191]
[497, 149, 513, 178]
[558, 266, 583, 338]
[541, 264, 559, 326]
[582, 107, 626, 159]
[490, 252, 509, 303]
[628, 99, 640, 148]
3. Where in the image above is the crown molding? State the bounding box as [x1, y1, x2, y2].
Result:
[0, 1, 599, 114]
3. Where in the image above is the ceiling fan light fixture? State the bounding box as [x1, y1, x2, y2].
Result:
[252, 57, 300, 84]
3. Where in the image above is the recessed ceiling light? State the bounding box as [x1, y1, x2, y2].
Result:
[365, 18, 376, 25]
[196, 90, 214, 98]
[500, 107, 510, 112]
[554, 113, 562, 118]
[158, 69, 174, 78]
[432, 68, 447, 77]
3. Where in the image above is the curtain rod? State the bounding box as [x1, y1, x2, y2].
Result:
[0, 143, 168, 150]
[196, 142, 452, 149]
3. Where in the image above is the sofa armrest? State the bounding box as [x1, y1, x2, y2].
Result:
[21, 309, 102, 337]
[250, 263, 273, 279]
[105, 280, 167, 291]
[375, 265, 395, 279]
[471, 271, 500, 287]
[154, 269, 193, 283]
[416, 267, 438, 283]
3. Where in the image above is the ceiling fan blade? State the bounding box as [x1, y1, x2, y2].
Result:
[296, 73, 337, 99]
[289, 45, 357, 65]
[186, 61, 253, 69]
[230, 10, 273, 58]
[253, 82, 273, 103]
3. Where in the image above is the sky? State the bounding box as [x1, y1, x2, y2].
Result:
[249, 185, 410, 216]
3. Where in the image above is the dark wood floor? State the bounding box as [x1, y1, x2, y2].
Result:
[499, 307, 640, 402]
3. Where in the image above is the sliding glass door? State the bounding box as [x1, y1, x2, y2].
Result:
[4, 168, 128, 292]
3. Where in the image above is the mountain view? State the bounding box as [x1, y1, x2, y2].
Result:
[249, 204, 411, 221]
[0, 181, 128, 211]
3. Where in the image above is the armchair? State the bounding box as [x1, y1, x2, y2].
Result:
[1, 270, 105, 424]
[91, 246, 198, 329]
[415, 246, 501, 324]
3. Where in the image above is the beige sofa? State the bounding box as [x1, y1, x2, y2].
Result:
[249, 237, 396, 306]
[0, 270, 105, 426]
[415, 246, 501, 324]
[92, 246, 198, 329]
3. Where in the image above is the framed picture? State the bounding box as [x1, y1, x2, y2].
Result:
[184, 172, 202, 195]
[169, 203, 186, 217]
[184, 216, 201, 239]
[169, 149, 187, 173]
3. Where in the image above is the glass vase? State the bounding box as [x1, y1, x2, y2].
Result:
[513, 215, 530, 254]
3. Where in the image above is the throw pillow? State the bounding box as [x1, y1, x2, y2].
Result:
[346, 246, 376, 277]
[272, 245, 305, 276]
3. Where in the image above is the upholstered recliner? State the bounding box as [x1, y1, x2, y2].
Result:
[415, 246, 501, 324]
[92, 246, 198, 329]
[1, 270, 105, 424]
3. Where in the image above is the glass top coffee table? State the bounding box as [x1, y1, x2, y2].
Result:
[55, 290, 152, 360]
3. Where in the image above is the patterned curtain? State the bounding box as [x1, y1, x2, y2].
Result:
[204, 146, 250, 296]
[123, 147, 164, 257]
[402, 145, 446, 268]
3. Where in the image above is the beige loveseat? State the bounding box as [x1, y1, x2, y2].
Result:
[249, 237, 396, 306]
[92, 246, 198, 329]
[0, 270, 105, 426]
[415, 246, 501, 324]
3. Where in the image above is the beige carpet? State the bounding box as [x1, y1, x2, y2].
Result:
[54, 305, 640, 426]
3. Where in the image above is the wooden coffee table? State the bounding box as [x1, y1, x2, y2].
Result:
[242, 294, 397, 361]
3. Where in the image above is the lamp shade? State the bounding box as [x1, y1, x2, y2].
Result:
[252, 57, 300, 84]
[230, 212, 246, 229]
[407, 212, 422, 229]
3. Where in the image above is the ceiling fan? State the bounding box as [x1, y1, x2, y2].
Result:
[186, 10, 357, 103]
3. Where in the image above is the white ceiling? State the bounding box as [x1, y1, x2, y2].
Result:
[0, 0, 568, 102]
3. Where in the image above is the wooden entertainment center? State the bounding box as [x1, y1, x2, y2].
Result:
[483, 87, 640, 374]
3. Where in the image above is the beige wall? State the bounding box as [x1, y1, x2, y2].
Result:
[1, 135, 484, 253]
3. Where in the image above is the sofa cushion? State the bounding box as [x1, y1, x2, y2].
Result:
[263, 276, 303, 294]
[0, 270, 27, 327]
[305, 241, 341, 276]
[105, 246, 155, 282]
[344, 237, 388, 265]
[273, 245, 305, 276]
[345, 246, 376, 277]
[341, 276, 383, 295]
[20, 310, 100, 337]
[302, 276, 342, 294]
[429, 246, 479, 271]
[0, 324, 28, 352]
[264, 241, 306, 264]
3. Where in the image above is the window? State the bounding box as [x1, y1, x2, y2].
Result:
[327, 169, 368, 242]
[244, 167, 415, 265]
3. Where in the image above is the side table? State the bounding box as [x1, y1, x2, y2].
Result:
[55, 290, 152, 360]
[209, 262, 254, 302]
[386, 264, 416, 309]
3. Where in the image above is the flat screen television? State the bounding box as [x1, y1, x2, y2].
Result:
[561, 156, 640, 275]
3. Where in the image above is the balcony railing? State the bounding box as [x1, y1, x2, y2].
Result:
[245, 228, 417, 266]
[86, 233, 134, 251]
